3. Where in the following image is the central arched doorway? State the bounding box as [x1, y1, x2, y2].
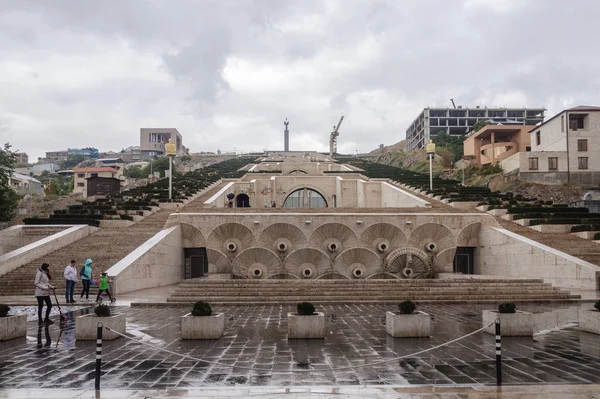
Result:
[283, 188, 328, 208]
[236, 193, 250, 208]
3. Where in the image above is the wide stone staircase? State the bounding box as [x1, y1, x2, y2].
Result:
[0, 182, 228, 297]
[166, 278, 580, 304]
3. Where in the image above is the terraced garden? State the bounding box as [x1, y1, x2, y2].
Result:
[23, 157, 256, 227]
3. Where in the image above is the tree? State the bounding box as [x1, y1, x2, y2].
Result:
[0, 143, 19, 221]
[472, 120, 491, 134]
[433, 132, 465, 163]
[142, 157, 171, 178]
[62, 154, 86, 169]
[124, 167, 145, 179]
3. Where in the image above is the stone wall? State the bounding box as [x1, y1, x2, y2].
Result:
[107, 226, 184, 295]
[476, 225, 600, 290]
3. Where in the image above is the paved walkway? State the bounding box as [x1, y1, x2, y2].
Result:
[1, 303, 599, 390]
[2, 384, 600, 398]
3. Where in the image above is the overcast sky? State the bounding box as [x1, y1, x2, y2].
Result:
[1, 0, 599, 161]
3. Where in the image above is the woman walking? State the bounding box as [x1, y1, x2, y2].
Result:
[34, 263, 55, 325]
[79, 258, 93, 301]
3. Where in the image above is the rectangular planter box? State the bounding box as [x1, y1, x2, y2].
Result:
[0, 314, 27, 341]
[529, 224, 575, 233]
[288, 312, 325, 339]
[488, 208, 508, 216]
[579, 308, 600, 335]
[76, 314, 126, 341]
[386, 311, 431, 337]
[483, 310, 533, 336]
[181, 313, 224, 340]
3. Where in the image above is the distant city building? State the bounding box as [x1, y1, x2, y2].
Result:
[31, 163, 60, 176]
[68, 147, 99, 159]
[96, 157, 125, 174]
[406, 107, 546, 151]
[9, 173, 44, 197]
[140, 128, 186, 159]
[45, 150, 68, 162]
[73, 167, 119, 197]
[119, 146, 142, 162]
[85, 176, 121, 199]
[15, 153, 29, 165]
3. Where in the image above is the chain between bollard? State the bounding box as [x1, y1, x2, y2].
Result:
[495, 318, 502, 386]
[99, 322, 496, 373]
[95, 322, 103, 391]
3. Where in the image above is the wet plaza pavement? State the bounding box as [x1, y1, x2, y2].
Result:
[1, 303, 600, 390]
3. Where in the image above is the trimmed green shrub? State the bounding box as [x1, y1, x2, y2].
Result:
[297, 302, 316, 315]
[191, 301, 212, 316]
[0, 304, 9, 317]
[94, 304, 111, 317]
[119, 214, 134, 221]
[498, 303, 516, 314]
[398, 300, 416, 315]
[594, 301, 600, 311]
[595, 233, 600, 240]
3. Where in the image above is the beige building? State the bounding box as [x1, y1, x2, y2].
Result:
[15, 153, 29, 165]
[140, 128, 186, 159]
[463, 125, 534, 166]
[45, 150, 68, 162]
[73, 167, 119, 197]
[502, 106, 600, 185]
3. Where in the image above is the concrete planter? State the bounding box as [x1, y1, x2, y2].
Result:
[0, 314, 27, 341]
[386, 311, 431, 338]
[529, 224, 575, 233]
[287, 312, 325, 339]
[483, 310, 533, 336]
[76, 314, 126, 341]
[579, 308, 600, 335]
[487, 208, 508, 216]
[181, 313, 224, 340]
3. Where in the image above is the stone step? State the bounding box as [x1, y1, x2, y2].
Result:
[166, 294, 579, 303]
[169, 287, 566, 295]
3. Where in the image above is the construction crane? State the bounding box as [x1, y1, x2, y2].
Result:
[329, 116, 345, 157]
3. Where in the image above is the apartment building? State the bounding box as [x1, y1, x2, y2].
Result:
[514, 106, 600, 185]
[406, 107, 545, 151]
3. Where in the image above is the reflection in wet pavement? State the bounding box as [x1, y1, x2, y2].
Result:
[0, 303, 599, 390]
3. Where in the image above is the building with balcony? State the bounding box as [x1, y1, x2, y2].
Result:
[15, 153, 29, 165]
[463, 125, 534, 167]
[406, 107, 545, 151]
[140, 128, 186, 159]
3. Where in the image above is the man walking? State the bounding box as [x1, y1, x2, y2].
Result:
[63, 260, 77, 303]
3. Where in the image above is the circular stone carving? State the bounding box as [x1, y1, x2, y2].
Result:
[299, 263, 316, 279]
[425, 242, 437, 252]
[326, 239, 341, 253]
[351, 263, 366, 279]
[402, 267, 414, 278]
[385, 247, 434, 279]
[249, 263, 266, 278]
[225, 240, 239, 253]
[376, 240, 390, 253]
[275, 239, 290, 253]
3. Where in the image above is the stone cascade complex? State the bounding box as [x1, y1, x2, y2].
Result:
[166, 212, 488, 281]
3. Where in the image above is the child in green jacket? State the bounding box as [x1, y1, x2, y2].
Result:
[95, 272, 115, 303]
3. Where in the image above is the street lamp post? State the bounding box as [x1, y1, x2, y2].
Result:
[165, 138, 177, 201]
[425, 139, 436, 191]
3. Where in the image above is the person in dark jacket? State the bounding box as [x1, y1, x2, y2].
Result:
[34, 263, 55, 324]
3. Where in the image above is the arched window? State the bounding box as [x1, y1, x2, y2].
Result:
[283, 188, 328, 208]
[289, 170, 308, 175]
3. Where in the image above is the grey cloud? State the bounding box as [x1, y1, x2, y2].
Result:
[0, 0, 599, 159]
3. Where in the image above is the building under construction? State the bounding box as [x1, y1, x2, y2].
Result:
[405, 107, 546, 151]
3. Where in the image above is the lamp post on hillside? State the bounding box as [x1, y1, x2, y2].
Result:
[165, 139, 176, 200]
[426, 139, 436, 191]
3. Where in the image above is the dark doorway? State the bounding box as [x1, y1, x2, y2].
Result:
[184, 248, 208, 279]
[453, 247, 475, 274]
[236, 194, 250, 208]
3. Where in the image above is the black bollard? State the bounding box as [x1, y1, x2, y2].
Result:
[95, 323, 103, 391]
[495, 319, 502, 386]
